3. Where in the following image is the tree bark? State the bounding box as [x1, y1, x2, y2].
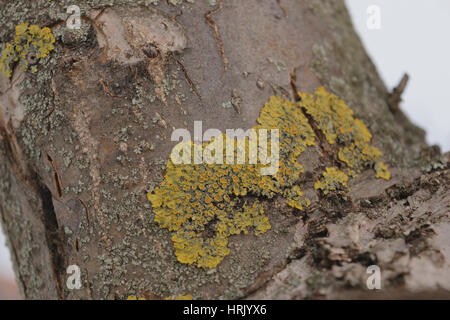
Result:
[0, 0, 448, 299]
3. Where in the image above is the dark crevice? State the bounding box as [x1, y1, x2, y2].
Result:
[276, 0, 287, 17]
[172, 53, 202, 102]
[289, 70, 344, 171]
[289, 66, 301, 102]
[34, 174, 65, 299]
[1, 129, 65, 298]
[37, 178, 59, 231]
[205, 0, 228, 74]
[202, 215, 219, 240]
[46, 154, 63, 198]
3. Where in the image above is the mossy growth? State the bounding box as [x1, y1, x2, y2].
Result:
[0, 22, 55, 78]
[148, 87, 391, 269]
[314, 167, 349, 195]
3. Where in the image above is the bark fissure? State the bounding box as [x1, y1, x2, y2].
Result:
[35, 175, 65, 299]
[205, 0, 228, 74]
[0, 122, 66, 298]
[289, 67, 344, 171]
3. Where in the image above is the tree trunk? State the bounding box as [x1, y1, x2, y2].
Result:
[0, 0, 448, 299]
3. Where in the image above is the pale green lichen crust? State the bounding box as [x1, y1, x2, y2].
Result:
[0, 22, 55, 78]
[148, 87, 391, 268]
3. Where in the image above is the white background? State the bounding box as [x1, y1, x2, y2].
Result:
[0, 0, 449, 291]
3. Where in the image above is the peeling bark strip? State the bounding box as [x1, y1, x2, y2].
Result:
[35, 176, 66, 299]
[172, 54, 202, 101]
[0, 115, 66, 299]
[290, 67, 343, 171]
[276, 0, 288, 17]
[46, 153, 63, 198]
[90, 5, 188, 105]
[205, 0, 228, 73]
[388, 73, 409, 114]
[249, 165, 450, 299]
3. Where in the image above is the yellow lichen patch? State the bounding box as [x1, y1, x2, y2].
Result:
[299, 87, 390, 179]
[283, 185, 311, 210]
[149, 88, 391, 269]
[314, 167, 349, 195]
[165, 294, 193, 300]
[257, 96, 316, 188]
[0, 22, 55, 78]
[148, 97, 316, 268]
[375, 161, 391, 180]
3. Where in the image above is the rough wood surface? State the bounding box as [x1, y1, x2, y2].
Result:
[0, 0, 448, 299]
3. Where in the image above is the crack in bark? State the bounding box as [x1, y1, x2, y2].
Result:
[289, 67, 344, 172]
[34, 174, 65, 299]
[0, 126, 65, 298]
[276, 0, 287, 17]
[99, 78, 125, 98]
[79, 198, 90, 226]
[46, 153, 63, 198]
[0, 121, 66, 298]
[171, 8, 183, 22]
[205, 0, 228, 74]
[172, 53, 202, 102]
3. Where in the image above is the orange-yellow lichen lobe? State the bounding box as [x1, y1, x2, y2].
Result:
[314, 167, 349, 195]
[299, 87, 391, 185]
[0, 22, 55, 78]
[375, 161, 391, 180]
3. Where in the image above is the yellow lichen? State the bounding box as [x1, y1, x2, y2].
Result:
[299, 87, 388, 179]
[148, 87, 391, 269]
[0, 22, 55, 78]
[284, 185, 311, 210]
[314, 167, 349, 195]
[148, 97, 315, 268]
[375, 161, 391, 180]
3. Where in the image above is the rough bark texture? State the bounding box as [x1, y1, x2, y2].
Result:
[0, 0, 448, 299]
